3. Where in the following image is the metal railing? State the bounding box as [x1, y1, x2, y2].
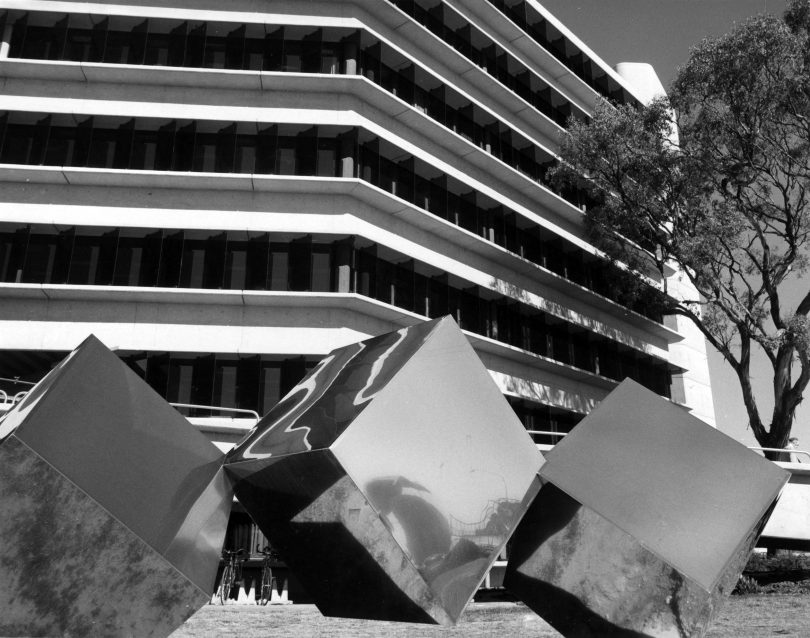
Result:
[527, 429, 568, 440]
[527, 434, 810, 465]
[749, 447, 810, 463]
[0, 389, 27, 406]
[0, 376, 36, 387]
[0, 376, 34, 413]
[169, 402, 260, 422]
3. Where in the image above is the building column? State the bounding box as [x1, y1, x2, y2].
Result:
[343, 31, 360, 75]
[335, 238, 354, 293]
[339, 131, 356, 178]
[0, 20, 12, 59]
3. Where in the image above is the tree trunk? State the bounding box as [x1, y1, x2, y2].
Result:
[762, 427, 794, 463]
[764, 449, 793, 462]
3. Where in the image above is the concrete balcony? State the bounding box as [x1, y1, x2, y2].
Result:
[0, 167, 679, 350]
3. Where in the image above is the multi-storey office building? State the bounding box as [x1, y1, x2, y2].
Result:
[0, 0, 714, 587]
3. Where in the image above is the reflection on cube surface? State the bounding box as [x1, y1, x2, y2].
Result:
[0, 335, 232, 638]
[505, 379, 790, 638]
[226, 316, 543, 625]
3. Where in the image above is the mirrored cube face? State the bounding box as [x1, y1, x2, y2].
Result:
[505, 380, 789, 638]
[227, 450, 456, 624]
[0, 437, 209, 638]
[506, 484, 710, 638]
[227, 316, 544, 625]
[506, 483, 779, 638]
[0, 335, 233, 637]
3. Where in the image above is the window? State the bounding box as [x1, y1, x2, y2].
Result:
[179, 232, 225, 289]
[268, 243, 289, 291]
[224, 237, 249, 290]
[311, 245, 333, 292]
[68, 231, 117, 285]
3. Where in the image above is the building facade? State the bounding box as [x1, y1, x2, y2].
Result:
[0, 0, 714, 580]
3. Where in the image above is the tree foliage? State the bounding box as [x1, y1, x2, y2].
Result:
[551, 0, 810, 458]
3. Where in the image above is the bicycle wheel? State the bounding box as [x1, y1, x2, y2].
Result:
[259, 567, 273, 605]
[219, 563, 233, 604]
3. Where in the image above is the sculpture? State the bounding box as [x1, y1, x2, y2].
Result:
[0, 336, 232, 638]
[504, 379, 790, 638]
[225, 316, 544, 624]
[0, 325, 790, 637]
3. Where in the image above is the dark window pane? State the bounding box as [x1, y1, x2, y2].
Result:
[246, 234, 269, 290]
[158, 231, 183, 287]
[127, 20, 148, 65]
[311, 245, 332, 292]
[114, 231, 160, 287]
[357, 248, 375, 297]
[321, 43, 340, 74]
[144, 31, 169, 66]
[234, 135, 256, 173]
[243, 34, 264, 70]
[297, 129, 317, 175]
[225, 25, 246, 69]
[65, 26, 94, 61]
[1, 122, 41, 164]
[170, 122, 194, 172]
[44, 126, 76, 166]
[87, 125, 119, 168]
[154, 122, 176, 171]
[269, 243, 289, 290]
[185, 23, 206, 67]
[167, 357, 194, 404]
[103, 27, 132, 64]
[236, 356, 260, 411]
[316, 137, 336, 176]
[301, 31, 322, 73]
[276, 135, 296, 174]
[263, 28, 284, 71]
[192, 132, 217, 172]
[0, 230, 25, 283]
[204, 35, 227, 68]
[22, 234, 58, 283]
[288, 238, 311, 291]
[215, 124, 236, 173]
[177, 232, 225, 289]
[213, 357, 239, 408]
[255, 126, 277, 173]
[130, 129, 159, 170]
[394, 263, 413, 311]
[21, 18, 68, 60]
[68, 234, 102, 285]
[168, 22, 187, 67]
[259, 361, 282, 414]
[282, 40, 302, 72]
[145, 353, 170, 397]
[179, 239, 206, 288]
[224, 240, 248, 289]
[203, 233, 226, 288]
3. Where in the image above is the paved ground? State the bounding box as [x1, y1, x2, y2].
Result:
[171, 596, 810, 638]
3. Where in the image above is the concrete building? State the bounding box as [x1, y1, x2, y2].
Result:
[0, 0, 714, 580]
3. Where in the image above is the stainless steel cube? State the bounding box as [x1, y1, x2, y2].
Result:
[226, 316, 543, 625]
[505, 379, 789, 638]
[0, 335, 232, 638]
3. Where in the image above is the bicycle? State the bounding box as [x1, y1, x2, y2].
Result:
[257, 545, 278, 606]
[217, 548, 246, 604]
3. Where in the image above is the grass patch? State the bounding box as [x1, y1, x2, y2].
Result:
[741, 551, 810, 594]
[171, 597, 810, 638]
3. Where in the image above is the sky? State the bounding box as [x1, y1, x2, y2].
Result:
[540, 0, 808, 447]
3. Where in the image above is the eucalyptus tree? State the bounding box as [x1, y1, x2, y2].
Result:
[551, 0, 810, 459]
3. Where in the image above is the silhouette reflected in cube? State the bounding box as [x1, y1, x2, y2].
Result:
[226, 316, 543, 625]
